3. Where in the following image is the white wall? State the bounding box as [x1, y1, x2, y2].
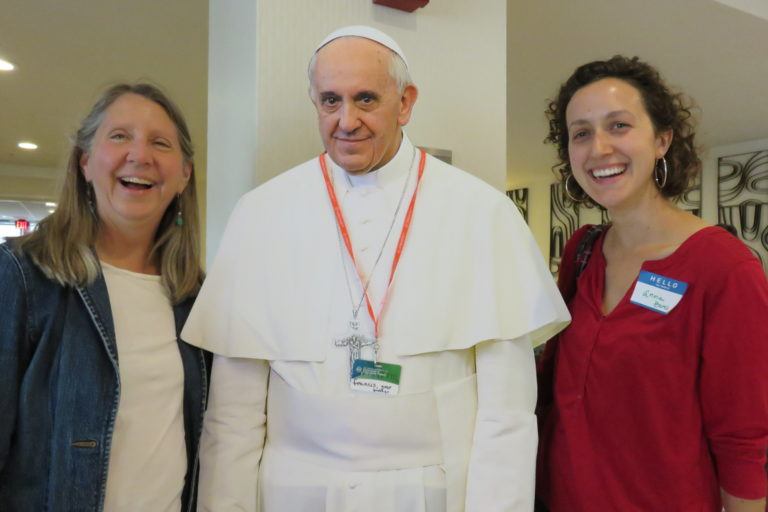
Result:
[206, 0, 260, 263]
[206, 0, 507, 262]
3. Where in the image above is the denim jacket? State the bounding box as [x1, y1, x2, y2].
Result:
[0, 242, 211, 512]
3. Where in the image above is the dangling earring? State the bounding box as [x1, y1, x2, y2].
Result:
[86, 182, 97, 217]
[654, 157, 668, 189]
[175, 194, 183, 226]
[564, 173, 582, 202]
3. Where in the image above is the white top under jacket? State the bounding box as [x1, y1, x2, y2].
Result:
[182, 135, 570, 512]
[101, 263, 186, 512]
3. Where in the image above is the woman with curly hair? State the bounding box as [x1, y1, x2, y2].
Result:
[536, 56, 768, 511]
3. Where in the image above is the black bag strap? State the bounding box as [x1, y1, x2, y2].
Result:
[558, 223, 608, 305]
[574, 224, 608, 279]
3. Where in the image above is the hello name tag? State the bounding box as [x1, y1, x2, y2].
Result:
[350, 359, 401, 396]
[630, 270, 688, 315]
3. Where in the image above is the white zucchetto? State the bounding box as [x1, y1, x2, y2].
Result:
[315, 25, 409, 68]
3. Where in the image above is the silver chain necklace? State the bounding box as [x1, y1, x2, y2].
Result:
[333, 148, 418, 367]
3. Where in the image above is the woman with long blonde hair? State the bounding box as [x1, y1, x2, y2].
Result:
[0, 83, 210, 511]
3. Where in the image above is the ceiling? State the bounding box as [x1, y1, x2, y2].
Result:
[1, 0, 766, 222]
[507, 0, 768, 185]
[0, 199, 54, 223]
[0, 0, 207, 171]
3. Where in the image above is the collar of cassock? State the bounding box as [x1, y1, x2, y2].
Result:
[328, 133, 415, 192]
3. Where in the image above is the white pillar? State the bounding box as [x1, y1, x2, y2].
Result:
[206, 1, 259, 263]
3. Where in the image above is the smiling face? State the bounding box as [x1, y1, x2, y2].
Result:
[565, 78, 671, 213]
[311, 37, 417, 175]
[80, 93, 191, 235]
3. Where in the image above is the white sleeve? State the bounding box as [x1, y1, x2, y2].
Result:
[465, 336, 538, 512]
[197, 355, 270, 512]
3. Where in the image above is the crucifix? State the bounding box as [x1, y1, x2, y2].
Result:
[335, 320, 379, 369]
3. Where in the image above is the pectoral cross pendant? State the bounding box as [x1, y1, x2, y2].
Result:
[335, 320, 379, 368]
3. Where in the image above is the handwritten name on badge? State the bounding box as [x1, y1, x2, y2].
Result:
[350, 359, 401, 396]
[630, 271, 688, 315]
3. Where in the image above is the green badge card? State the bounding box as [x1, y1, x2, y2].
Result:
[350, 359, 401, 396]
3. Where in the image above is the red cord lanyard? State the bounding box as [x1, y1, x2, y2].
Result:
[319, 149, 426, 338]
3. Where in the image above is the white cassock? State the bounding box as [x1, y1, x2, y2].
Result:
[182, 135, 570, 512]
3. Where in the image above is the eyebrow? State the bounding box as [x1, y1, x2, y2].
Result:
[568, 110, 635, 129]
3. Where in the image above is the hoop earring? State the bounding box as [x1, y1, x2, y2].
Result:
[175, 194, 184, 226]
[654, 157, 668, 189]
[564, 174, 581, 203]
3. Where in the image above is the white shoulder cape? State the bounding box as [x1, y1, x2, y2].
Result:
[182, 155, 569, 359]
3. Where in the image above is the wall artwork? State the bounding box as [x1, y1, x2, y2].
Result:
[572, 175, 701, 237]
[548, 169, 704, 277]
[549, 182, 579, 275]
[506, 188, 529, 223]
[717, 150, 768, 273]
[679, 175, 702, 217]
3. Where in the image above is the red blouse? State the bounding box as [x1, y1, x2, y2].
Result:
[539, 226, 768, 511]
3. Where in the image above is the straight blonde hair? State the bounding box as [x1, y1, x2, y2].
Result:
[17, 83, 203, 304]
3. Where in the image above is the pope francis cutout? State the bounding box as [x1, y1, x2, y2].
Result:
[183, 25, 570, 512]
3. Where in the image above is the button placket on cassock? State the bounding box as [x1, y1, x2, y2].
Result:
[332, 163, 420, 503]
[341, 183, 392, 310]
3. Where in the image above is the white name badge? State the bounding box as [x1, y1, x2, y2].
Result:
[630, 270, 688, 315]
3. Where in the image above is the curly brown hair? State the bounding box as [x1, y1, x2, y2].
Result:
[545, 55, 701, 206]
